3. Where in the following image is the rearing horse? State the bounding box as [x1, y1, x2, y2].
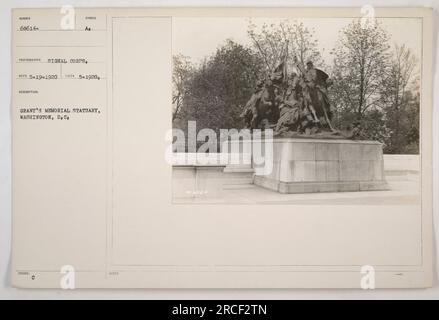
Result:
[250, 81, 280, 129]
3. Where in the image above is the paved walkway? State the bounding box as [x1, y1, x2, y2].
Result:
[174, 175, 420, 205]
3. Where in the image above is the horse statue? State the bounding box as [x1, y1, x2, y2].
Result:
[241, 59, 338, 136]
[241, 78, 280, 130]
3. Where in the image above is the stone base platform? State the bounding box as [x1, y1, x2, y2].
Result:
[253, 138, 389, 194]
[254, 176, 389, 194]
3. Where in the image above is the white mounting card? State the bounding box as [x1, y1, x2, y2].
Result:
[11, 7, 433, 288]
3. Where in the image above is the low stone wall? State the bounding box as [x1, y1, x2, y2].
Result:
[383, 154, 420, 174]
[172, 152, 419, 198]
[172, 165, 253, 200]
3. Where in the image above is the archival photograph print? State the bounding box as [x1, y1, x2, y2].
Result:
[171, 16, 421, 205]
[9, 7, 432, 290]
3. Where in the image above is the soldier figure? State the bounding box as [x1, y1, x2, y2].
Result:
[240, 79, 265, 129]
[241, 57, 336, 135]
[294, 57, 335, 132]
[275, 73, 302, 135]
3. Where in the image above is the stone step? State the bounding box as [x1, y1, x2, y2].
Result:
[222, 172, 254, 186]
[223, 184, 256, 190]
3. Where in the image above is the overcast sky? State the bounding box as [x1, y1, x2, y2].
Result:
[172, 17, 422, 68]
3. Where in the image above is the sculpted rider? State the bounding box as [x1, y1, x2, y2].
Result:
[239, 55, 356, 138]
[275, 72, 301, 135]
[294, 56, 335, 133]
[241, 79, 264, 129]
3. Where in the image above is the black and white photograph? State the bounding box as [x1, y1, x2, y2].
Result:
[171, 15, 422, 205]
[2, 4, 436, 295]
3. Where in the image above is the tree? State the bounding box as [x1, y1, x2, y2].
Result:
[172, 54, 193, 123]
[247, 20, 325, 74]
[177, 40, 264, 133]
[380, 45, 419, 153]
[403, 91, 420, 154]
[330, 19, 390, 123]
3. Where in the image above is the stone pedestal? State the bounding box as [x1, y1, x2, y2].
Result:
[253, 138, 389, 194]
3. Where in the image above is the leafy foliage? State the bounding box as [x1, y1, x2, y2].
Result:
[174, 40, 263, 133]
[172, 54, 193, 122]
[172, 19, 420, 154]
[247, 20, 325, 73]
[330, 19, 390, 119]
[329, 20, 419, 153]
